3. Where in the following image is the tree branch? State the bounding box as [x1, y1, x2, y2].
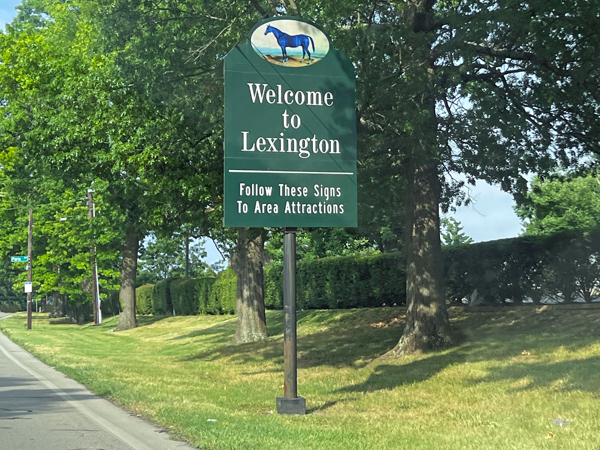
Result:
[466, 42, 567, 78]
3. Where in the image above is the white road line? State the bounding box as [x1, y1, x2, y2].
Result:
[0, 339, 154, 450]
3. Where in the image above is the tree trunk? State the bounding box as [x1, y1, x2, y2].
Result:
[49, 291, 67, 318]
[116, 231, 138, 331]
[389, 0, 453, 355]
[232, 228, 268, 344]
[391, 159, 453, 355]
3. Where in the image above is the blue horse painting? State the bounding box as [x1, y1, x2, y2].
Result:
[264, 25, 315, 64]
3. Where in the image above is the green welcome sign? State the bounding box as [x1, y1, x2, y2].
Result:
[224, 17, 357, 227]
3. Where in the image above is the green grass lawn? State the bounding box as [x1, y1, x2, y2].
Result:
[1, 305, 600, 449]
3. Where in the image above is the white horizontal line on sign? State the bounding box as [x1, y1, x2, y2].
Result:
[229, 170, 354, 175]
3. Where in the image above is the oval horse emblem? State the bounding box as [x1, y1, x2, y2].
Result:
[251, 19, 330, 67]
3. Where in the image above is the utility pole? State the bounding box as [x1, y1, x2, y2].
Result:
[88, 189, 101, 324]
[26, 207, 33, 330]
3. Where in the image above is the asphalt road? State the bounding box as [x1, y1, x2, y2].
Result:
[0, 323, 196, 450]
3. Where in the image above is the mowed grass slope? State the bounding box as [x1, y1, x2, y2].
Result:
[1, 306, 600, 449]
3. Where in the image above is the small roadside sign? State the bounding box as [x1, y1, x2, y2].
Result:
[11, 256, 28, 263]
[24, 282, 32, 293]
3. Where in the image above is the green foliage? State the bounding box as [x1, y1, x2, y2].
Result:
[170, 279, 197, 316]
[195, 277, 217, 315]
[444, 237, 547, 304]
[265, 253, 406, 310]
[154, 276, 221, 316]
[441, 217, 474, 247]
[138, 233, 211, 286]
[265, 228, 375, 264]
[445, 230, 600, 304]
[171, 278, 218, 316]
[0, 279, 24, 312]
[151, 278, 176, 315]
[135, 284, 153, 315]
[3, 0, 599, 340]
[208, 269, 236, 315]
[516, 175, 600, 236]
[0, 0, 124, 313]
[0, 304, 20, 313]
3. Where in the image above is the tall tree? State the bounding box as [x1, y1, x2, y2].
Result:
[0, 0, 142, 326]
[2, 0, 233, 329]
[97, 0, 265, 330]
[301, 0, 600, 354]
[516, 174, 600, 235]
[99, 0, 279, 340]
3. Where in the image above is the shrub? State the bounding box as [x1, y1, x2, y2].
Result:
[145, 228, 600, 317]
[169, 278, 218, 316]
[444, 229, 600, 304]
[0, 303, 19, 313]
[208, 268, 236, 314]
[170, 279, 197, 316]
[151, 278, 176, 315]
[264, 252, 406, 310]
[136, 284, 154, 315]
[196, 277, 217, 314]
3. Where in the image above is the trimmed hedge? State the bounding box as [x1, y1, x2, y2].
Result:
[151, 277, 176, 315]
[170, 278, 218, 316]
[445, 229, 600, 304]
[196, 277, 219, 314]
[144, 275, 231, 316]
[264, 252, 405, 310]
[208, 268, 236, 314]
[136, 284, 154, 315]
[0, 303, 20, 313]
[142, 228, 600, 317]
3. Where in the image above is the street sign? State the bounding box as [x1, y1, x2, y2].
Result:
[224, 17, 357, 227]
[24, 282, 32, 293]
[11, 256, 28, 263]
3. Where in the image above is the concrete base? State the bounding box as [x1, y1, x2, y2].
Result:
[276, 396, 306, 415]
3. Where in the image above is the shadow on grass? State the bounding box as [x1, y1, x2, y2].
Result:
[337, 345, 472, 394]
[161, 318, 238, 354]
[180, 309, 405, 369]
[305, 398, 361, 414]
[170, 306, 600, 397]
[136, 315, 174, 327]
[167, 317, 237, 342]
[338, 308, 600, 395]
[468, 355, 600, 394]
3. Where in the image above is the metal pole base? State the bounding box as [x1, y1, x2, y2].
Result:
[276, 396, 306, 415]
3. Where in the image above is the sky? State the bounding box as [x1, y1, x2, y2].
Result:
[450, 180, 522, 242]
[0, 1, 523, 260]
[1, 1, 21, 31]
